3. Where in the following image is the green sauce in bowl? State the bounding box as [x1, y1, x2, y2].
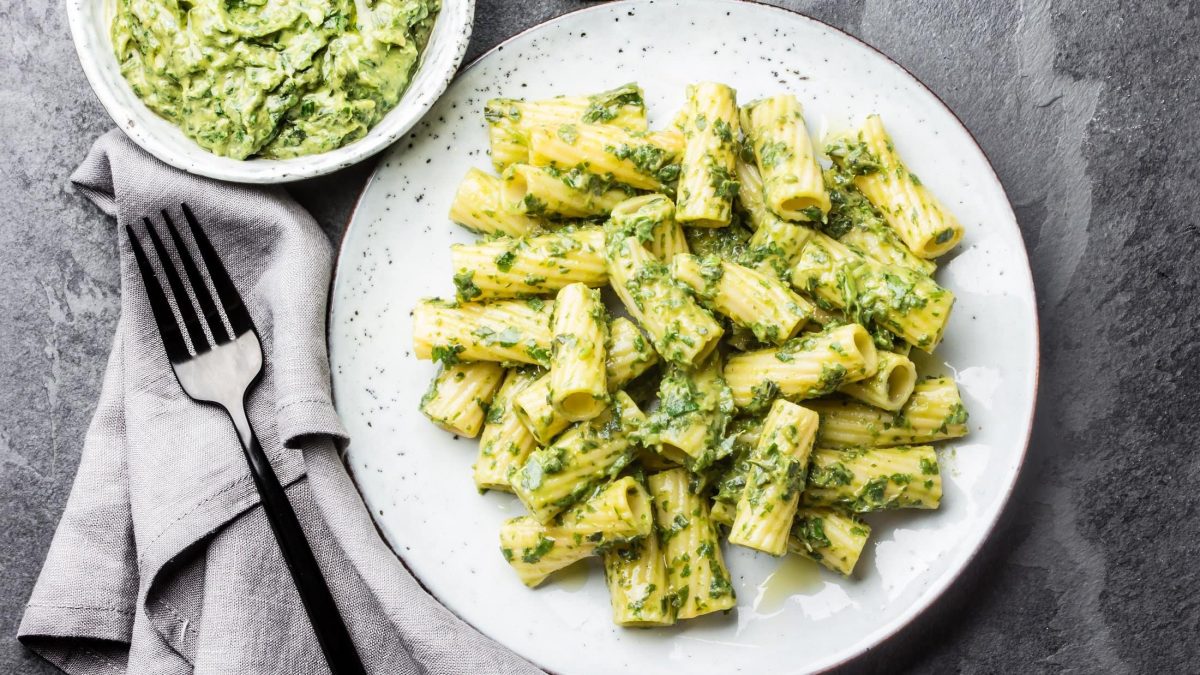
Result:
[112, 0, 439, 160]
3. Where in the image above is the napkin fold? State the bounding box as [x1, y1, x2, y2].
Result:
[18, 131, 539, 675]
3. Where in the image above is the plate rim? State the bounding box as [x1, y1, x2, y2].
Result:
[328, 1, 1042, 671]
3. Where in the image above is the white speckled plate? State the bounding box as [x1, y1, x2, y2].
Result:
[329, 1, 1039, 673]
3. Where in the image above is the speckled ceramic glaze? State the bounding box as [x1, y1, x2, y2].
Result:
[65, 0, 474, 184]
[329, 1, 1039, 672]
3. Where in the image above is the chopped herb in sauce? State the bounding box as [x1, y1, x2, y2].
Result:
[112, 0, 439, 159]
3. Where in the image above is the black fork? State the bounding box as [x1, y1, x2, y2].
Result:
[127, 204, 366, 675]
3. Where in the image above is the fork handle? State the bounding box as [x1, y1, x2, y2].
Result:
[235, 414, 367, 675]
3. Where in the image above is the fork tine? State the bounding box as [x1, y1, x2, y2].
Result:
[126, 225, 191, 363]
[181, 203, 255, 336]
[161, 209, 232, 345]
[144, 217, 211, 354]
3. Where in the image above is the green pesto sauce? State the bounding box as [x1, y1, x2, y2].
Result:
[684, 216, 753, 259]
[112, 0, 439, 159]
[791, 514, 832, 551]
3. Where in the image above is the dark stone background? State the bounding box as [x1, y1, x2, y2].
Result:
[1, 1, 1196, 672]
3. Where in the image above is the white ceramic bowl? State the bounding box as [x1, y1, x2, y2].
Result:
[65, 0, 474, 184]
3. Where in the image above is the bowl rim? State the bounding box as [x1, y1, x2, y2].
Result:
[328, 1, 1042, 672]
[64, 0, 475, 184]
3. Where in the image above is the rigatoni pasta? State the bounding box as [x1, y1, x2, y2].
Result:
[606, 232, 723, 366]
[529, 124, 684, 192]
[413, 298, 554, 366]
[603, 529, 675, 626]
[823, 168, 936, 275]
[643, 353, 734, 470]
[804, 445, 942, 511]
[449, 168, 543, 237]
[514, 317, 657, 444]
[711, 495, 870, 576]
[740, 94, 829, 221]
[727, 399, 818, 555]
[734, 156, 778, 230]
[807, 375, 969, 448]
[724, 323, 879, 408]
[413, 82, 977, 628]
[676, 82, 740, 227]
[837, 349, 918, 411]
[485, 83, 648, 171]
[791, 231, 954, 351]
[742, 217, 812, 281]
[419, 361, 506, 438]
[500, 476, 653, 586]
[789, 507, 871, 576]
[671, 253, 813, 345]
[609, 194, 689, 260]
[549, 283, 609, 421]
[512, 391, 645, 523]
[474, 368, 542, 491]
[648, 468, 736, 619]
[450, 227, 606, 301]
[828, 114, 964, 258]
[710, 449, 873, 576]
[501, 163, 634, 219]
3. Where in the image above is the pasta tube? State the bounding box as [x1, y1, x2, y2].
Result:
[711, 498, 870, 576]
[823, 168, 935, 275]
[514, 317, 658, 444]
[836, 350, 918, 411]
[643, 353, 734, 470]
[609, 194, 689, 260]
[549, 283, 609, 421]
[647, 468, 736, 619]
[412, 298, 554, 366]
[807, 375, 969, 448]
[828, 115, 964, 258]
[449, 168, 543, 237]
[724, 324, 879, 409]
[671, 253, 813, 345]
[740, 95, 829, 221]
[485, 83, 648, 171]
[529, 124, 684, 191]
[728, 399, 818, 555]
[419, 361, 506, 438]
[512, 378, 562, 446]
[708, 418, 771, 512]
[474, 368, 543, 492]
[606, 235, 723, 366]
[742, 218, 813, 282]
[676, 82, 740, 227]
[803, 445, 942, 511]
[450, 227, 606, 301]
[603, 529, 674, 626]
[501, 164, 635, 219]
[512, 391, 645, 523]
[500, 476, 653, 587]
[807, 303, 911, 356]
[602, 317, 661, 385]
[791, 231, 954, 351]
[711, 436, 872, 575]
[736, 158, 814, 278]
[734, 155, 779, 230]
[789, 507, 871, 576]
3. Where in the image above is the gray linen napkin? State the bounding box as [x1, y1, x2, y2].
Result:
[18, 130, 540, 675]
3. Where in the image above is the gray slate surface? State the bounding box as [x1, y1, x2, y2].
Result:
[1, 0, 1196, 672]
